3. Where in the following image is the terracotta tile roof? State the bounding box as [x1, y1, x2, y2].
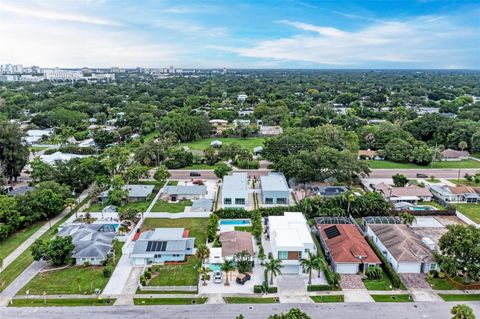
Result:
[318, 224, 381, 264]
[447, 186, 476, 195]
[376, 183, 432, 198]
[369, 224, 435, 263]
[442, 149, 469, 158]
[219, 231, 254, 257]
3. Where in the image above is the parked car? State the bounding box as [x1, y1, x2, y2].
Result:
[416, 173, 428, 178]
[213, 270, 223, 284]
[236, 273, 251, 285]
[190, 172, 201, 177]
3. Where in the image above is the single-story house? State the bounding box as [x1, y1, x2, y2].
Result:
[318, 224, 381, 274]
[209, 119, 229, 134]
[57, 223, 116, 265]
[7, 185, 34, 196]
[222, 173, 248, 208]
[219, 231, 254, 261]
[39, 152, 87, 165]
[259, 125, 283, 136]
[441, 149, 470, 161]
[130, 228, 195, 265]
[234, 119, 251, 127]
[429, 185, 479, 203]
[366, 224, 437, 273]
[374, 182, 432, 203]
[314, 186, 348, 197]
[210, 140, 223, 148]
[357, 150, 384, 160]
[25, 129, 54, 144]
[191, 198, 213, 212]
[260, 172, 291, 205]
[237, 93, 248, 102]
[78, 138, 96, 148]
[98, 184, 155, 204]
[163, 185, 207, 202]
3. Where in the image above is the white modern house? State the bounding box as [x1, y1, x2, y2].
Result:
[222, 173, 249, 208]
[366, 224, 437, 273]
[260, 173, 291, 205]
[268, 212, 316, 274]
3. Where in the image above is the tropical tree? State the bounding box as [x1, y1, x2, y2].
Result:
[265, 257, 282, 285]
[198, 266, 211, 286]
[313, 255, 325, 278]
[195, 245, 210, 265]
[268, 308, 312, 319]
[451, 304, 475, 319]
[344, 193, 356, 216]
[214, 163, 231, 179]
[153, 165, 170, 185]
[458, 141, 468, 152]
[0, 122, 29, 182]
[392, 173, 409, 187]
[221, 259, 235, 285]
[299, 252, 317, 284]
[399, 212, 416, 225]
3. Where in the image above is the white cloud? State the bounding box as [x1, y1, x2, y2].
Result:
[225, 16, 478, 67]
[161, 5, 220, 14]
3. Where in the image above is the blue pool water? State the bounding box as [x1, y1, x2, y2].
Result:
[412, 206, 435, 211]
[219, 219, 252, 226]
[208, 264, 221, 272]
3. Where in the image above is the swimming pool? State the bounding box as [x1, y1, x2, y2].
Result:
[207, 264, 222, 272]
[219, 219, 252, 226]
[412, 205, 436, 211]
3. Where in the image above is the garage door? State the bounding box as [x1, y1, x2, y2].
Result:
[282, 265, 300, 275]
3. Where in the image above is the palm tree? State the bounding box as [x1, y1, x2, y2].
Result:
[265, 257, 282, 285]
[195, 245, 210, 265]
[400, 212, 415, 225]
[313, 255, 325, 278]
[299, 252, 316, 285]
[345, 193, 356, 216]
[221, 259, 235, 286]
[198, 266, 211, 286]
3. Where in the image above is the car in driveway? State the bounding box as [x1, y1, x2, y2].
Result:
[236, 273, 251, 285]
[213, 270, 223, 284]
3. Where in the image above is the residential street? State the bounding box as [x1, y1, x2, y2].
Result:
[1, 302, 479, 319]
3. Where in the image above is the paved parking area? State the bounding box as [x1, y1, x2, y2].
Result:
[277, 275, 311, 303]
[399, 274, 430, 289]
[198, 265, 264, 294]
[340, 275, 366, 289]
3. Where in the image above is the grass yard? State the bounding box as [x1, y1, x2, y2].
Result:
[448, 179, 480, 187]
[363, 271, 394, 291]
[18, 242, 123, 295]
[167, 180, 179, 186]
[234, 226, 253, 233]
[180, 137, 266, 152]
[427, 277, 458, 290]
[453, 204, 480, 224]
[368, 160, 480, 169]
[142, 218, 208, 247]
[86, 199, 153, 213]
[0, 222, 45, 260]
[29, 146, 49, 152]
[371, 294, 413, 302]
[181, 163, 219, 170]
[439, 294, 480, 302]
[310, 295, 344, 303]
[147, 256, 200, 287]
[150, 199, 192, 213]
[9, 298, 115, 307]
[223, 297, 278, 304]
[133, 297, 207, 305]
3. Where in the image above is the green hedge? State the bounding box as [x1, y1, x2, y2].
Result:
[213, 206, 299, 219]
[307, 285, 333, 291]
[365, 236, 403, 289]
[267, 286, 277, 293]
[253, 285, 263, 293]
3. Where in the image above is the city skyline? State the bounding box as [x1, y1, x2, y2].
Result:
[1, 0, 479, 69]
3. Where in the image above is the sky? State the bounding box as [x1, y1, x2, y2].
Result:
[0, 0, 479, 69]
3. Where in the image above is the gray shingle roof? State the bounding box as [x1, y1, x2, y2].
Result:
[191, 199, 213, 212]
[164, 185, 207, 196]
[57, 224, 116, 259]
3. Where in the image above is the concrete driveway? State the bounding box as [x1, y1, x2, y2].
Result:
[276, 275, 312, 303]
[198, 265, 264, 294]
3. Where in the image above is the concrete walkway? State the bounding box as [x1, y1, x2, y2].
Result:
[205, 294, 225, 304]
[0, 261, 46, 307]
[113, 267, 143, 305]
[411, 289, 443, 302]
[277, 276, 312, 304]
[343, 289, 375, 303]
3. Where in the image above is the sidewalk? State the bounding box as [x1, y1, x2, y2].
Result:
[0, 261, 46, 307]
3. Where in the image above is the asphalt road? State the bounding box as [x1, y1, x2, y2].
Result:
[2, 302, 479, 319]
[368, 168, 480, 179]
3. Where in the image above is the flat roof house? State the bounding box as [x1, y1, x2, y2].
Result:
[429, 185, 480, 203]
[442, 149, 470, 161]
[260, 173, 291, 206]
[163, 185, 207, 202]
[317, 224, 380, 274]
[366, 224, 437, 273]
[268, 212, 316, 274]
[222, 173, 248, 208]
[130, 228, 195, 266]
[57, 224, 116, 265]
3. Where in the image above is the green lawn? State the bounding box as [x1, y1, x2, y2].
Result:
[310, 295, 344, 303]
[167, 181, 179, 186]
[9, 298, 115, 307]
[142, 218, 208, 247]
[86, 199, 153, 213]
[453, 204, 480, 224]
[223, 297, 278, 304]
[0, 196, 91, 293]
[427, 277, 459, 290]
[371, 294, 413, 302]
[439, 294, 480, 302]
[234, 226, 253, 233]
[181, 163, 220, 170]
[447, 179, 480, 187]
[134, 297, 206, 305]
[363, 271, 394, 291]
[180, 137, 266, 152]
[150, 199, 192, 213]
[18, 242, 123, 295]
[147, 256, 200, 287]
[29, 146, 49, 152]
[368, 160, 480, 169]
[0, 222, 45, 260]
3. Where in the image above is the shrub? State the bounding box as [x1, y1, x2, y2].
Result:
[144, 269, 152, 280]
[267, 286, 278, 293]
[365, 266, 382, 280]
[253, 285, 263, 293]
[139, 275, 146, 286]
[365, 236, 403, 288]
[307, 285, 333, 291]
[429, 270, 439, 278]
[103, 266, 113, 278]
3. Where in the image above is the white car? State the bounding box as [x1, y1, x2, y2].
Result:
[213, 270, 223, 284]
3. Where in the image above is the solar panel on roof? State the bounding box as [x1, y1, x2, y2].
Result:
[324, 225, 341, 239]
[146, 241, 153, 252]
[146, 241, 167, 252]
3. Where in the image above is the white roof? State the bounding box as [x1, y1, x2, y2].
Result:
[209, 247, 223, 264]
[223, 173, 248, 192]
[268, 212, 313, 248]
[40, 152, 86, 164]
[260, 173, 289, 192]
[27, 129, 54, 136]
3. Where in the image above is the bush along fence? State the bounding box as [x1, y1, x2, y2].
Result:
[213, 206, 300, 219]
[308, 232, 339, 291]
[365, 236, 403, 289]
[254, 270, 278, 294]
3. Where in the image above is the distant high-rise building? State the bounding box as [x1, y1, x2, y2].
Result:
[223, 67, 227, 75]
[168, 66, 175, 74]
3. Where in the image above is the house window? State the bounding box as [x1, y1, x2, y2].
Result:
[278, 251, 288, 260]
[305, 249, 310, 253]
[90, 258, 95, 261]
[224, 198, 232, 205]
[81, 258, 87, 261]
[154, 254, 162, 258]
[277, 198, 287, 204]
[265, 198, 273, 204]
[235, 198, 245, 205]
[430, 263, 438, 271]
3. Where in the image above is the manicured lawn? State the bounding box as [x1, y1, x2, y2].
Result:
[181, 163, 219, 170]
[86, 200, 153, 213]
[439, 294, 480, 302]
[29, 146, 49, 152]
[9, 298, 115, 307]
[417, 201, 445, 210]
[448, 179, 480, 187]
[453, 204, 480, 224]
[167, 180, 179, 186]
[363, 271, 394, 291]
[371, 294, 413, 302]
[368, 160, 480, 169]
[310, 295, 344, 303]
[223, 297, 278, 304]
[147, 256, 200, 287]
[150, 199, 192, 213]
[18, 242, 123, 295]
[234, 226, 253, 233]
[133, 297, 207, 305]
[142, 218, 208, 247]
[427, 277, 458, 290]
[0, 222, 45, 260]
[180, 137, 266, 152]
